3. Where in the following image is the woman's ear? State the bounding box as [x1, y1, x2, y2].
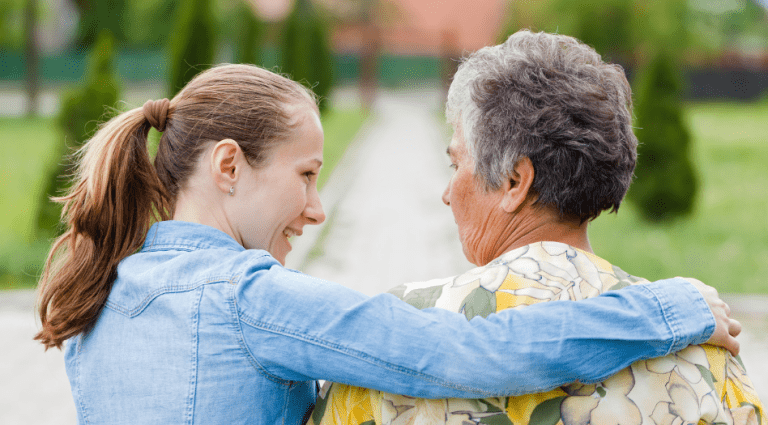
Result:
[500, 157, 535, 213]
[210, 139, 242, 195]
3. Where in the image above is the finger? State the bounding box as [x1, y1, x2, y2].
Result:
[723, 302, 731, 316]
[729, 318, 742, 338]
[726, 338, 740, 357]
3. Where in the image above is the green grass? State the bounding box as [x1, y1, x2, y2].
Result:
[0, 107, 367, 290]
[589, 102, 768, 294]
[0, 117, 61, 289]
[318, 108, 369, 189]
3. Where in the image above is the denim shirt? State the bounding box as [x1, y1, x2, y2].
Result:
[64, 221, 715, 425]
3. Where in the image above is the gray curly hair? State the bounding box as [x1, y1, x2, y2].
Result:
[446, 30, 637, 223]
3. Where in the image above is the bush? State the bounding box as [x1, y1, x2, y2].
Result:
[628, 49, 698, 222]
[167, 0, 217, 96]
[280, 0, 334, 110]
[35, 30, 121, 237]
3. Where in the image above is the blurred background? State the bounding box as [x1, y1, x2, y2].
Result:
[1, 0, 766, 293]
[1, 0, 768, 422]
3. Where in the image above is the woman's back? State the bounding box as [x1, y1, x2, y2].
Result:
[66, 221, 315, 424]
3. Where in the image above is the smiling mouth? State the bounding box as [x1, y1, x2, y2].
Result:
[283, 228, 302, 241]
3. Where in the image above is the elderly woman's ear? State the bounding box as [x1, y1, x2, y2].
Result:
[500, 157, 535, 214]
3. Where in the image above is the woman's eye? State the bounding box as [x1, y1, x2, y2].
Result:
[303, 171, 317, 181]
[449, 163, 457, 171]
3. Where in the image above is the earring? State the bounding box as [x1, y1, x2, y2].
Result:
[229, 186, 235, 196]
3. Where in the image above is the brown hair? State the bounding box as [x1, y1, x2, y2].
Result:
[35, 64, 318, 349]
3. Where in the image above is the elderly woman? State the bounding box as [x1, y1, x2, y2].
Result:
[310, 30, 765, 425]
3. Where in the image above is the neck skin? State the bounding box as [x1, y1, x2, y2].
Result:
[170, 148, 236, 240]
[484, 203, 593, 264]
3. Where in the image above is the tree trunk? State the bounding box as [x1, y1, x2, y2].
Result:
[24, 0, 39, 117]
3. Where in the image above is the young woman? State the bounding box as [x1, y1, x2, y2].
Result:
[35, 64, 737, 424]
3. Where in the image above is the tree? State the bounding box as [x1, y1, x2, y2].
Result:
[280, 0, 334, 110]
[628, 49, 698, 221]
[36, 30, 122, 236]
[23, 0, 38, 116]
[233, 0, 263, 65]
[167, 0, 217, 96]
[71, 0, 128, 48]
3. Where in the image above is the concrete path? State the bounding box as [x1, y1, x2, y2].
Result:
[286, 87, 474, 292]
[2, 88, 766, 424]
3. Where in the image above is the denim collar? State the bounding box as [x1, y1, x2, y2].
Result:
[141, 220, 245, 253]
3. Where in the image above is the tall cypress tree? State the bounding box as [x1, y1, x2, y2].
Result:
[233, 1, 263, 65]
[280, 0, 334, 110]
[37, 30, 122, 235]
[72, 0, 128, 48]
[628, 49, 698, 222]
[167, 0, 217, 96]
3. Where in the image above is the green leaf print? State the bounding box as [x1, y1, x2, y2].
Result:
[479, 399, 503, 413]
[401, 285, 443, 310]
[311, 383, 331, 425]
[529, 396, 566, 425]
[596, 386, 607, 397]
[696, 365, 717, 390]
[359, 421, 377, 425]
[735, 354, 747, 371]
[480, 413, 514, 425]
[461, 287, 496, 320]
[609, 265, 643, 291]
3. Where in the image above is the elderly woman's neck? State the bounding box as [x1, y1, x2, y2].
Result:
[488, 207, 592, 263]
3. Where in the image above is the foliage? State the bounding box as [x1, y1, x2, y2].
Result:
[498, 0, 703, 65]
[628, 49, 698, 221]
[123, 0, 177, 49]
[0, 0, 24, 49]
[167, 0, 217, 96]
[232, 0, 263, 65]
[36, 30, 121, 236]
[280, 0, 334, 111]
[72, 0, 128, 48]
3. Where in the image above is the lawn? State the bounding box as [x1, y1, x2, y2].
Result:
[0, 107, 368, 289]
[589, 102, 768, 294]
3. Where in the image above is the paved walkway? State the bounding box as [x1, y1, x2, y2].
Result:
[2, 88, 766, 424]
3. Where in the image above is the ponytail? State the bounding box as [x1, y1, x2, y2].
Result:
[35, 108, 171, 349]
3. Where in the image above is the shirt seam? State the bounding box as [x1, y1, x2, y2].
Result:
[105, 275, 235, 317]
[638, 283, 679, 356]
[230, 284, 294, 386]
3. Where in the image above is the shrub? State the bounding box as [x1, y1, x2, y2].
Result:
[167, 0, 217, 96]
[36, 30, 122, 236]
[280, 0, 334, 110]
[628, 49, 698, 222]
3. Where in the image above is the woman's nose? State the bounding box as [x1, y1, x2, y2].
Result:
[442, 183, 451, 206]
[305, 191, 326, 225]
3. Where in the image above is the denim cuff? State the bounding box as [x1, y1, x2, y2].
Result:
[641, 278, 717, 355]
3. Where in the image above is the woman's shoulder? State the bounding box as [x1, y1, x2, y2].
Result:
[387, 241, 652, 318]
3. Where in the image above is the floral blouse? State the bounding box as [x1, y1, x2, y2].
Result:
[309, 242, 766, 425]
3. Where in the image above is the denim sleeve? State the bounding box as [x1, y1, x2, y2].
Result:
[235, 268, 715, 398]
